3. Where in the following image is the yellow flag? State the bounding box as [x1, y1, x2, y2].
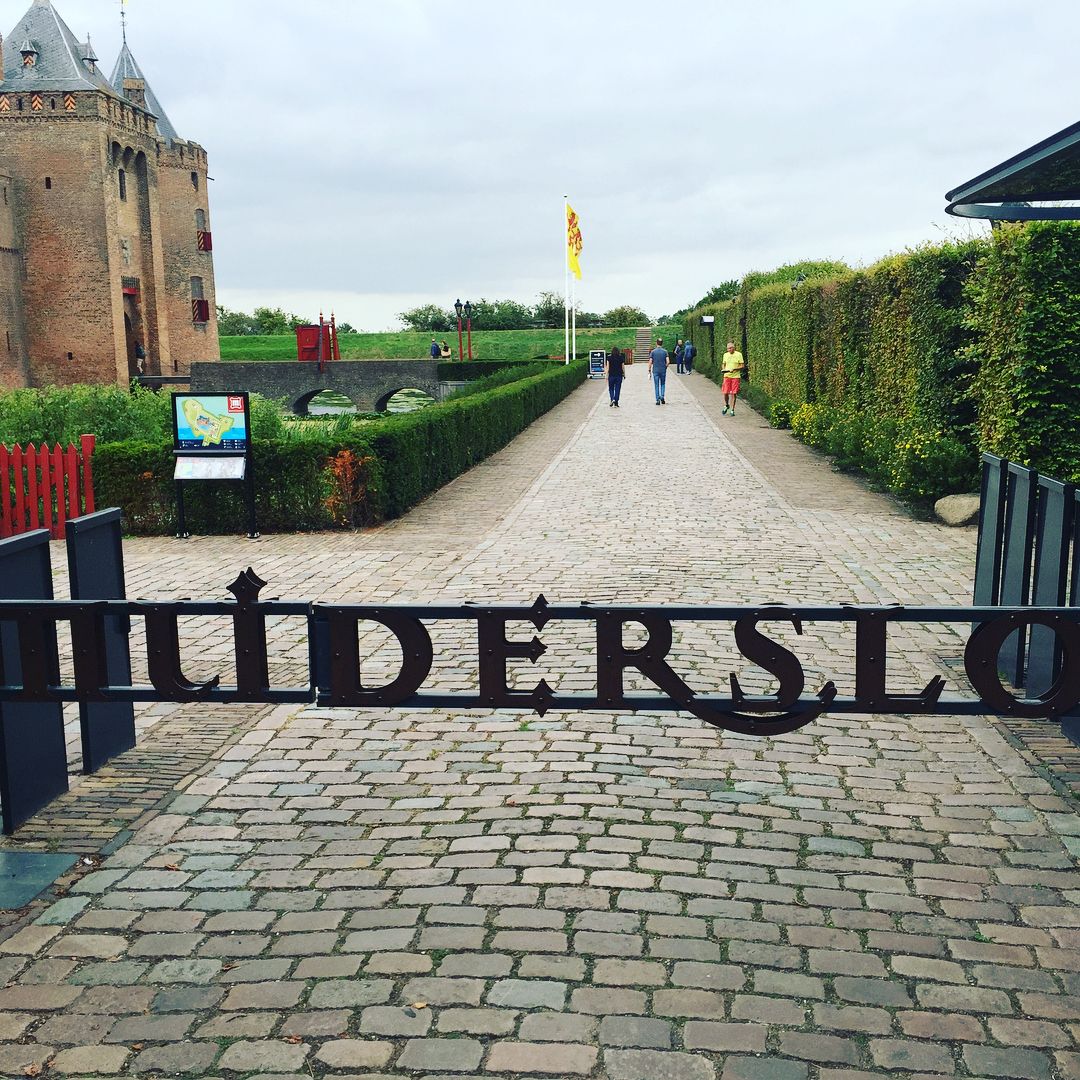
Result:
[566, 203, 583, 280]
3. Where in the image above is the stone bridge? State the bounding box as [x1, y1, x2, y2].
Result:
[189, 360, 452, 414]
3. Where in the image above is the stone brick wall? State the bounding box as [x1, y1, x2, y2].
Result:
[0, 95, 123, 387]
[0, 170, 29, 388]
[190, 360, 443, 414]
[0, 85, 219, 389]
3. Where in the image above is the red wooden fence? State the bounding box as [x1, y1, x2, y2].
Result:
[0, 434, 96, 540]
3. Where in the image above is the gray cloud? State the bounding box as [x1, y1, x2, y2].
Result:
[29, 0, 1080, 327]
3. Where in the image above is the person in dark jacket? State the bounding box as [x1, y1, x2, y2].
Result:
[674, 338, 685, 374]
[684, 340, 696, 373]
[606, 345, 626, 407]
[430, 338, 440, 359]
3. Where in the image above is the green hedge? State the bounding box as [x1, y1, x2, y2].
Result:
[92, 361, 587, 533]
[685, 223, 1080, 504]
[436, 359, 559, 381]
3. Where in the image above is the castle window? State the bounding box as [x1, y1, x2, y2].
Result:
[191, 276, 209, 324]
[44, 177, 52, 190]
[195, 209, 206, 231]
[50, 98, 56, 110]
[191, 171, 199, 191]
[118, 169, 127, 201]
[16, 98, 23, 112]
[6, 332, 10, 355]
[67, 352, 73, 361]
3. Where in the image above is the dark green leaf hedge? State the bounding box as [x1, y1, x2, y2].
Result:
[684, 223, 1080, 505]
[92, 361, 587, 534]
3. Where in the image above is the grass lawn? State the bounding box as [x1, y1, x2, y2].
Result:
[219, 326, 679, 362]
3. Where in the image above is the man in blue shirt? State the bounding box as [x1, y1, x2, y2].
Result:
[648, 338, 669, 405]
[430, 339, 441, 360]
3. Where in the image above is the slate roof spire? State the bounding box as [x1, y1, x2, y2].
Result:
[109, 38, 178, 144]
[2, 0, 117, 93]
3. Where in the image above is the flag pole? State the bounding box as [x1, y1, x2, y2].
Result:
[571, 268, 577, 363]
[563, 195, 570, 366]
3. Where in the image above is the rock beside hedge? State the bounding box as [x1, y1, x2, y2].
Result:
[935, 493, 980, 527]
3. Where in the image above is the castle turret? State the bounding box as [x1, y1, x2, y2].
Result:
[0, 0, 218, 389]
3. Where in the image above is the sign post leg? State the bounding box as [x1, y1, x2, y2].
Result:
[175, 481, 189, 539]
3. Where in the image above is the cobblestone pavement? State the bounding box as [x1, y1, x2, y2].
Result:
[2, 369, 1080, 1079]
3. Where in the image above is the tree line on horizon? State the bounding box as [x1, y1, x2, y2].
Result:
[217, 295, 652, 337]
[398, 293, 649, 333]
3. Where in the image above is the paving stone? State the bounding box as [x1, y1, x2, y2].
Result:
[652, 988, 726, 1019]
[396, 1037, 483, 1071]
[599, 1015, 673, 1048]
[359, 1004, 434, 1036]
[314, 1040, 396, 1069]
[218, 1040, 310, 1072]
[438, 1007, 518, 1035]
[721, 1058, 806, 1080]
[35, 1013, 115, 1045]
[49, 1044, 130, 1075]
[683, 1021, 766, 1052]
[400, 977, 485, 1006]
[106, 1012, 196, 1042]
[308, 978, 394, 1007]
[521, 1012, 597, 1042]
[488, 1041, 598, 1075]
[222, 981, 305, 1009]
[605, 1047, 716, 1080]
[129, 1041, 219, 1074]
[869, 1038, 957, 1073]
[779, 1032, 860, 1065]
[487, 978, 566, 1009]
[962, 1045, 1052, 1079]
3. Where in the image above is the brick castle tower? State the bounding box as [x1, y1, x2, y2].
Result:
[0, 0, 219, 389]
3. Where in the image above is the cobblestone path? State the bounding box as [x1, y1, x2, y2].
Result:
[2, 369, 1080, 1080]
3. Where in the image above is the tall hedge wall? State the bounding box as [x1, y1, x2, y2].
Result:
[685, 222, 1080, 503]
[93, 361, 587, 534]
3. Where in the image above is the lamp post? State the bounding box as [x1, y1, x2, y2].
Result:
[464, 300, 473, 360]
[454, 299, 464, 363]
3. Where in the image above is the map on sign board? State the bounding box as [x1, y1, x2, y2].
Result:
[172, 394, 249, 453]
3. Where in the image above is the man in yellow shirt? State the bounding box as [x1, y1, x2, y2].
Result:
[721, 342, 745, 415]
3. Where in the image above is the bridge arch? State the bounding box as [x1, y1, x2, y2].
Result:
[292, 388, 359, 416]
[374, 386, 439, 414]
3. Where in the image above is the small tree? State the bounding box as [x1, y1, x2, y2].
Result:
[399, 304, 453, 333]
[533, 291, 566, 329]
[216, 305, 258, 336]
[602, 305, 650, 328]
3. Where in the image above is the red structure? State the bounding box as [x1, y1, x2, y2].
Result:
[295, 313, 341, 371]
[0, 434, 96, 540]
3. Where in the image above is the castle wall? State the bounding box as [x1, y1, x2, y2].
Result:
[158, 142, 219, 375]
[0, 96, 122, 387]
[0, 171, 29, 388]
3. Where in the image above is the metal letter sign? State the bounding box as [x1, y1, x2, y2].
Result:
[3, 574, 1080, 731]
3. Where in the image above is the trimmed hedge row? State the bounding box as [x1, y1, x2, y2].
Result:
[94, 361, 587, 534]
[685, 222, 1080, 503]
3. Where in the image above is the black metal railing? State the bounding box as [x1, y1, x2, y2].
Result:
[975, 453, 1079, 709]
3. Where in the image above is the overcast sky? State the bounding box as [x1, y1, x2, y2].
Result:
[18, 0, 1080, 328]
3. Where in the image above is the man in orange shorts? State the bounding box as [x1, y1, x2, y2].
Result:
[721, 341, 745, 415]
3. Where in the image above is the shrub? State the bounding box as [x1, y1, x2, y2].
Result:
[769, 401, 794, 429]
[90, 361, 587, 534]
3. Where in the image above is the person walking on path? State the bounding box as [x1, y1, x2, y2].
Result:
[648, 338, 670, 405]
[721, 341, 745, 414]
[684, 340, 696, 373]
[606, 345, 626, 407]
[674, 339, 685, 374]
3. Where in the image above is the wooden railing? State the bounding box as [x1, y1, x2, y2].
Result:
[0, 434, 96, 540]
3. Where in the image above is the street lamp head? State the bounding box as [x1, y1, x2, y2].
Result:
[454, 299, 463, 318]
[464, 301, 472, 319]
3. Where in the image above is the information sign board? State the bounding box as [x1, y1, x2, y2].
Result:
[170, 391, 258, 539]
[172, 393, 249, 454]
[589, 351, 606, 379]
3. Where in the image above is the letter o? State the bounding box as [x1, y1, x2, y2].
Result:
[964, 613, 1080, 718]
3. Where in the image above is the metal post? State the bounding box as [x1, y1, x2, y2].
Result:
[457, 316, 464, 363]
[467, 316, 473, 361]
[175, 480, 189, 539]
